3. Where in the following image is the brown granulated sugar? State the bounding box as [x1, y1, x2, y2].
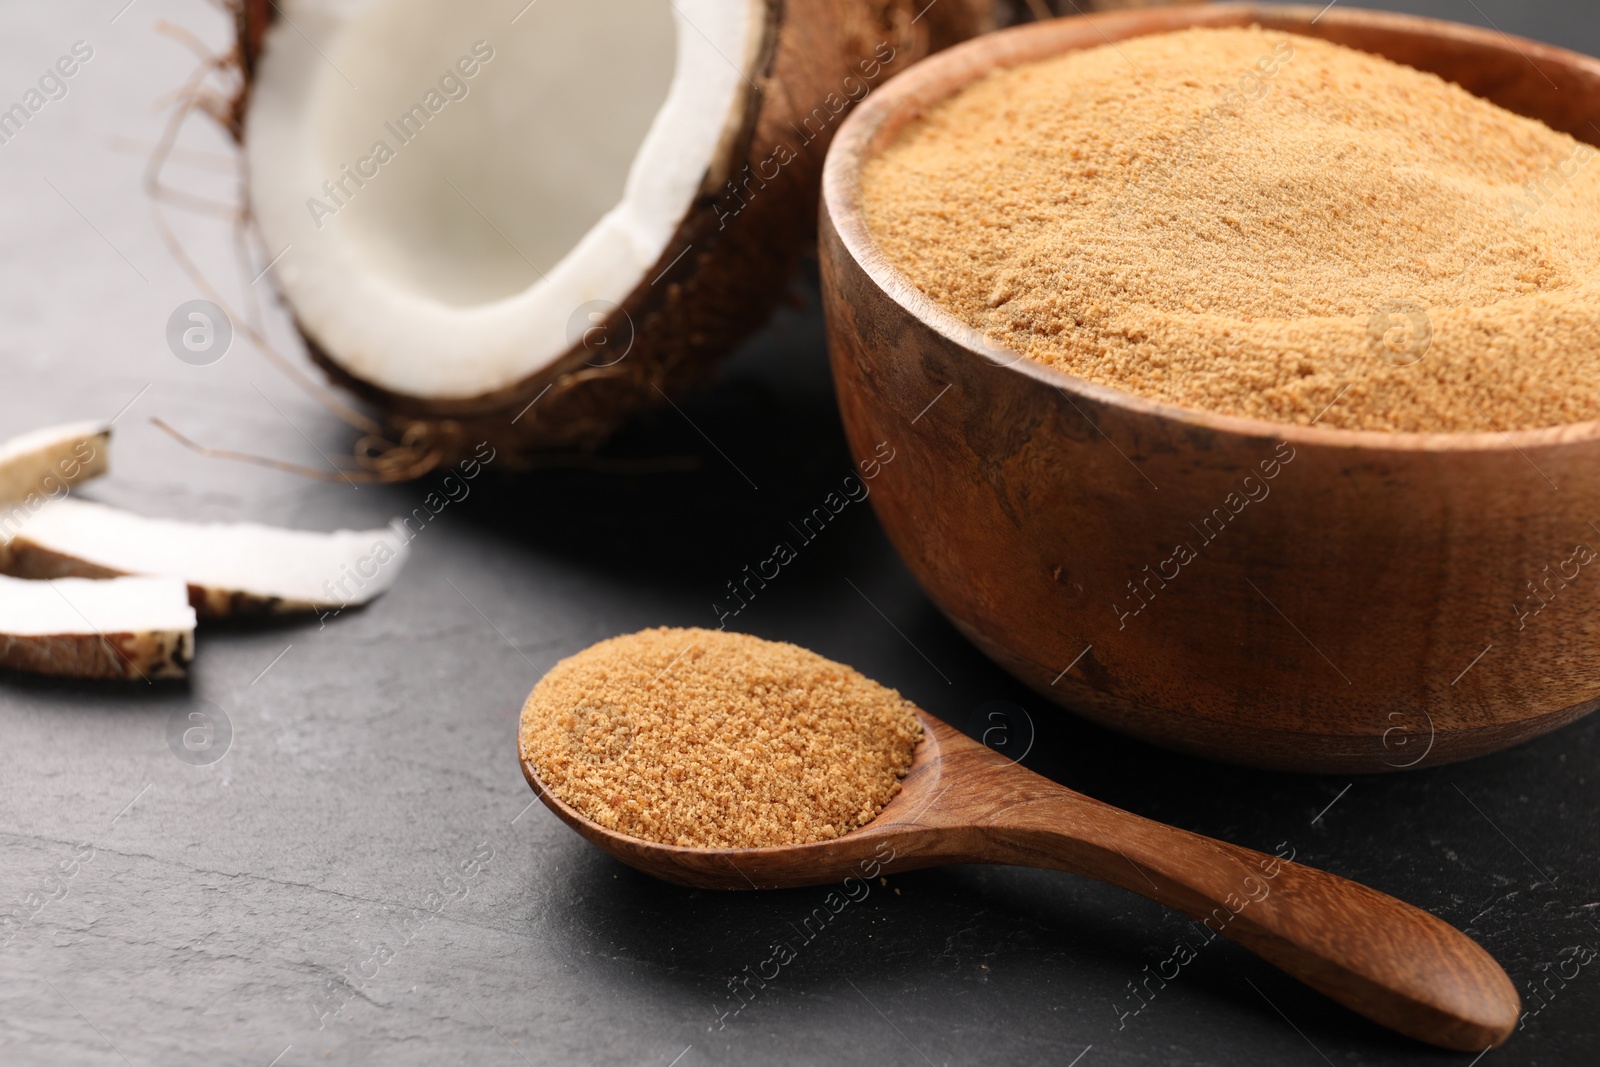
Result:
[518, 628, 922, 849]
[861, 26, 1600, 432]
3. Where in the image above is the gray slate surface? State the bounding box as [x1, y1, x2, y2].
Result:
[1, 1, 1597, 1064]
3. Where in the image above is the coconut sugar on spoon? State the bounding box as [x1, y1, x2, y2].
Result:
[519, 628, 1524, 1050]
[861, 26, 1600, 433]
[520, 628, 921, 848]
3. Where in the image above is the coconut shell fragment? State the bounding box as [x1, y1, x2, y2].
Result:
[0, 498, 409, 619]
[0, 574, 195, 681]
[0, 421, 108, 508]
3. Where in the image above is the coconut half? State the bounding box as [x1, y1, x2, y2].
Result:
[0, 498, 409, 618]
[0, 574, 195, 681]
[237, 0, 995, 459]
[0, 421, 108, 508]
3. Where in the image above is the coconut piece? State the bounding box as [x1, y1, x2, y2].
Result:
[235, 0, 995, 459]
[0, 498, 409, 619]
[0, 574, 195, 680]
[0, 421, 109, 508]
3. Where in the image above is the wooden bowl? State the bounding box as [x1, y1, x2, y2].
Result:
[820, 3, 1600, 773]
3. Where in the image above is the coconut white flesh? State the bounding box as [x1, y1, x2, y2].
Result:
[0, 574, 194, 680]
[0, 421, 109, 507]
[247, 0, 762, 399]
[0, 499, 410, 617]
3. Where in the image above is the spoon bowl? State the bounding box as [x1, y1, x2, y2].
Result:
[523, 707, 1519, 1052]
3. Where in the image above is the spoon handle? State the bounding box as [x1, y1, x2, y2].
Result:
[977, 788, 1519, 1051]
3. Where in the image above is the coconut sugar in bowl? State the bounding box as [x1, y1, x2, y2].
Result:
[820, 4, 1600, 773]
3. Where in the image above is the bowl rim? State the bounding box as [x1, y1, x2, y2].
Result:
[823, 1, 1600, 454]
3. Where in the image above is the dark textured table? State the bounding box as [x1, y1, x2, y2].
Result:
[2, 1, 1596, 1064]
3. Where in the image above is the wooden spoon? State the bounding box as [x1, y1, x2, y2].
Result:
[522, 708, 1519, 1052]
